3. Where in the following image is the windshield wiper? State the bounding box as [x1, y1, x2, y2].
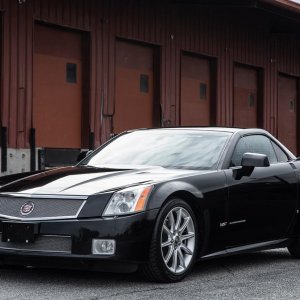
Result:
[161, 165, 211, 170]
[78, 165, 132, 171]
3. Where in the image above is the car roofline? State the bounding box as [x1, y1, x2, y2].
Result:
[123, 127, 269, 135]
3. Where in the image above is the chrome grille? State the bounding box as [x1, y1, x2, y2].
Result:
[0, 197, 85, 220]
[0, 234, 71, 253]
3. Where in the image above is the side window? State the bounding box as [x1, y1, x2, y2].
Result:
[231, 135, 277, 166]
[271, 141, 289, 162]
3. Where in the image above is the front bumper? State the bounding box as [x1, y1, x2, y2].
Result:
[0, 209, 159, 272]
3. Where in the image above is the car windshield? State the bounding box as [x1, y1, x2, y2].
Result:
[80, 130, 231, 170]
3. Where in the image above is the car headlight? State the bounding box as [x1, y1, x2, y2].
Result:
[102, 185, 153, 216]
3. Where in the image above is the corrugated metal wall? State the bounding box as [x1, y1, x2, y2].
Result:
[0, 0, 300, 149]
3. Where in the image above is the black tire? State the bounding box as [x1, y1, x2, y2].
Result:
[140, 198, 199, 283]
[288, 238, 300, 258]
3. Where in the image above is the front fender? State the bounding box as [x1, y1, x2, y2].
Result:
[147, 180, 203, 210]
[146, 170, 228, 254]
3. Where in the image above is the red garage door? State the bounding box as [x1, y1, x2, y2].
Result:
[234, 65, 261, 128]
[114, 41, 159, 134]
[180, 54, 213, 126]
[33, 25, 84, 149]
[278, 75, 298, 154]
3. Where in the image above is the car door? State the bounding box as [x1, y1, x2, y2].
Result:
[224, 134, 298, 248]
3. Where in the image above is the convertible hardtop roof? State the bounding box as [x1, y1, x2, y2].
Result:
[133, 127, 269, 135]
[124, 127, 296, 159]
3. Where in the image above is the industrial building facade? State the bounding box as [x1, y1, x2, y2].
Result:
[0, 0, 300, 174]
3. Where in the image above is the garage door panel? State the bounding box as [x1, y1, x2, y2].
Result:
[114, 41, 157, 133]
[181, 77, 210, 125]
[234, 68, 257, 90]
[234, 87, 257, 128]
[33, 25, 84, 149]
[278, 75, 297, 154]
[181, 54, 211, 126]
[181, 55, 210, 80]
[234, 66, 258, 128]
[115, 68, 154, 130]
[34, 54, 82, 148]
[35, 25, 82, 60]
[116, 42, 153, 71]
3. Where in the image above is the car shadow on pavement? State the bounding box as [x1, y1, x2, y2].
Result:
[0, 248, 293, 286]
[191, 248, 292, 276]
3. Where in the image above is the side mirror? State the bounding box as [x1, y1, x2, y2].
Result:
[232, 152, 269, 180]
[241, 152, 270, 168]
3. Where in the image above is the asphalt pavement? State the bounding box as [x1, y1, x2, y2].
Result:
[0, 248, 299, 300]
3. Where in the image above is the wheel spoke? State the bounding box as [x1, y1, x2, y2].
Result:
[177, 248, 186, 269]
[180, 243, 193, 255]
[175, 208, 182, 230]
[168, 211, 175, 233]
[171, 249, 178, 272]
[164, 246, 174, 264]
[163, 224, 172, 237]
[179, 216, 190, 233]
[162, 239, 172, 248]
[181, 232, 195, 241]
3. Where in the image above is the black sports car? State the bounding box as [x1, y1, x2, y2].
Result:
[0, 127, 300, 282]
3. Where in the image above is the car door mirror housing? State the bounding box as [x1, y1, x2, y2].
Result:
[241, 152, 270, 168]
[232, 153, 270, 180]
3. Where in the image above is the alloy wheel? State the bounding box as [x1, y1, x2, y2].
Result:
[160, 206, 196, 274]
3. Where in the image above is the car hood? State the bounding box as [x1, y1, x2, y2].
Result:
[0, 166, 211, 197]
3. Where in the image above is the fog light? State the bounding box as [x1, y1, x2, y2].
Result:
[92, 239, 116, 255]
